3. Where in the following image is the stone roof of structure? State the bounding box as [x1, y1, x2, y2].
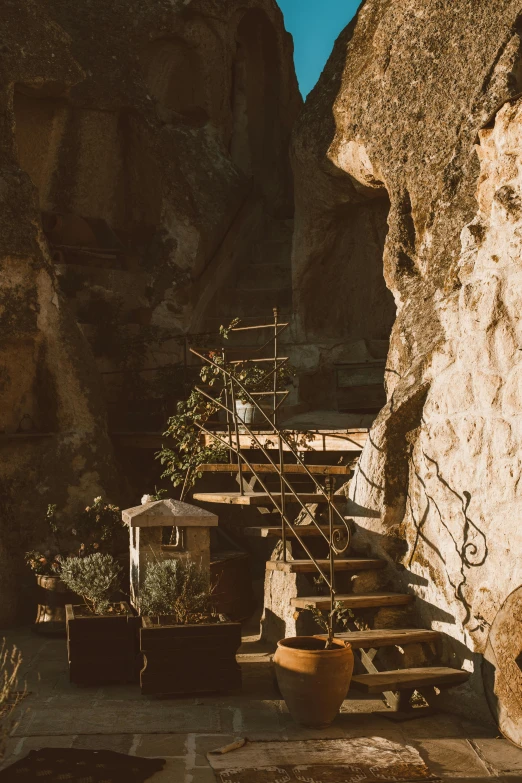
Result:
[122, 499, 218, 527]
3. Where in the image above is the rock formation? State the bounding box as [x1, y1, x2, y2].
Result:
[0, 0, 300, 624]
[292, 0, 522, 737]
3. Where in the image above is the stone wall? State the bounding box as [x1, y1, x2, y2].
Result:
[0, 0, 300, 625]
[292, 0, 522, 728]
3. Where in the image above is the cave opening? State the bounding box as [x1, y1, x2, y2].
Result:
[230, 9, 283, 206]
[297, 194, 396, 417]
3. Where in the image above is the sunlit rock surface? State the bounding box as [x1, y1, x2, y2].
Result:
[292, 0, 522, 729]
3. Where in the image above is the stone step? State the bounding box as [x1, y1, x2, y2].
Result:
[252, 239, 291, 266]
[235, 263, 291, 290]
[244, 525, 349, 539]
[317, 628, 440, 649]
[262, 217, 294, 243]
[197, 463, 353, 475]
[192, 491, 344, 506]
[291, 593, 414, 610]
[350, 667, 469, 693]
[266, 558, 386, 574]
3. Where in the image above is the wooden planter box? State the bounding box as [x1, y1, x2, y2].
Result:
[66, 602, 138, 686]
[140, 617, 242, 696]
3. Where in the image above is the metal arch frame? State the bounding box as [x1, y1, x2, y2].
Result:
[189, 309, 352, 642]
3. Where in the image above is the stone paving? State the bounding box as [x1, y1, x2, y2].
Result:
[1, 627, 522, 781]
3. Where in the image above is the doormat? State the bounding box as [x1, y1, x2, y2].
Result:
[0, 747, 165, 782]
[207, 737, 437, 782]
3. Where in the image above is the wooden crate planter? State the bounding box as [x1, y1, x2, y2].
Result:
[140, 617, 242, 696]
[66, 602, 138, 686]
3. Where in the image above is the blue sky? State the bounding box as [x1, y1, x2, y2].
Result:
[278, 0, 360, 98]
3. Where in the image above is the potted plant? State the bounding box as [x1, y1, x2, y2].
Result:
[72, 496, 126, 557]
[158, 388, 228, 500]
[158, 320, 296, 497]
[138, 559, 241, 696]
[273, 603, 355, 728]
[25, 505, 79, 634]
[25, 497, 126, 634]
[61, 553, 136, 686]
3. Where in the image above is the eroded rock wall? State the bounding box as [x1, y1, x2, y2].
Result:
[0, 0, 300, 624]
[293, 0, 522, 725]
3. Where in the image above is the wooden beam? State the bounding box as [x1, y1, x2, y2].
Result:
[266, 559, 386, 573]
[192, 491, 344, 506]
[291, 592, 414, 610]
[196, 463, 354, 475]
[244, 526, 345, 538]
[201, 430, 368, 452]
[350, 667, 469, 693]
[317, 628, 440, 649]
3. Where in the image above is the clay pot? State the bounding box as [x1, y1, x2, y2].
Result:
[273, 636, 354, 727]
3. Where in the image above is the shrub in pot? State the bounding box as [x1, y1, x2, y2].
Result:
[25, 498, 125, 633]
[138, 559, 241, 696]
[273, 603, 355, 728]
[61, 553, 137, 686]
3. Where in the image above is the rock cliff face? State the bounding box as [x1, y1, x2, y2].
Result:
[0, 0, 300, 624]
[293, 0, 522, 733]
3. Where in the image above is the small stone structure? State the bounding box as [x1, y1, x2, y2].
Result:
[122, 498, 218, 608]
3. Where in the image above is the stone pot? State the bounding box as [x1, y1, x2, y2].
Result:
[34, 575, 79, 635]
[273, 636, 354, 727]
[235, 400, 256, 426]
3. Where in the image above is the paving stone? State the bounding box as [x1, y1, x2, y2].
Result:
[136, 733, 189, 757]
[144, 757, 187, 781]
[473, 738, 522, 773]
[189, 767, 217, 783]
[400, 712, 466, 740]
[231, 701, 284, 738]
[460, 718, 500, 740]
[194, 754, 211, 767]
[415, 738, 491, 778]
[195, 734, 235, 756]
[72, 734, 134, 753]
[13, 703, 221, 736]
[7, 735, 75, 754]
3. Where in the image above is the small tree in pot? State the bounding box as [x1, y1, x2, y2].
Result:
[273, 603, 355, 728]
[138, 559, 241, 696]
[61, 553, 136, 685]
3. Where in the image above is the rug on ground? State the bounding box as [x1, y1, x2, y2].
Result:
[207, 737, 437, 783]
[0, 747, 165, 782]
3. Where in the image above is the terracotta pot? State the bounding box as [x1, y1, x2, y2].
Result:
[273, 636, 354, 727]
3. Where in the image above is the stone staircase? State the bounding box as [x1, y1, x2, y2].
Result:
[193, 454, 470, 714]
[203, 216, 293, 337]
